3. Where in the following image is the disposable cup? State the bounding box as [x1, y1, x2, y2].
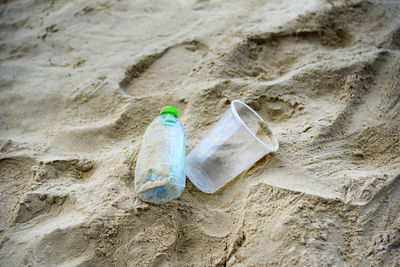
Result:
[186, 100, 279, 193]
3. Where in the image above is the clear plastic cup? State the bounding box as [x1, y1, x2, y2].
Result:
[186, 100, 279, 193]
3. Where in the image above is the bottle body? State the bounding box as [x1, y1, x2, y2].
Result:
[135, 114, 186, 204]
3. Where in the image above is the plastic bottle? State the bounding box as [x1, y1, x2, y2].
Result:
[134, 106, 186, 204]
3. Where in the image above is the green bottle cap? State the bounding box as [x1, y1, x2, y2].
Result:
[160, 106, 178, 118]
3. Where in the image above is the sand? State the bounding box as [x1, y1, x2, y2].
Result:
[1, 0, 400, 266]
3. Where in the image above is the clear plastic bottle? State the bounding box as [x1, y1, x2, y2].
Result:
[134, 106, 186, 204]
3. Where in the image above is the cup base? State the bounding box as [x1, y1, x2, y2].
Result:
[186, 164, 215, 194]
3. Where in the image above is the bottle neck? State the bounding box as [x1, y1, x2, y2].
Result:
[161, 113, 177, 125]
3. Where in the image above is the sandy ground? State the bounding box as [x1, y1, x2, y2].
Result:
[1, 0, 400, 266]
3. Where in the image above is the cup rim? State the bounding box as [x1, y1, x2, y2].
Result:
[230, 100, 279, 152]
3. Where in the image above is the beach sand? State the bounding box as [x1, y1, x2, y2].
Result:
[1, 0, 400, 265]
